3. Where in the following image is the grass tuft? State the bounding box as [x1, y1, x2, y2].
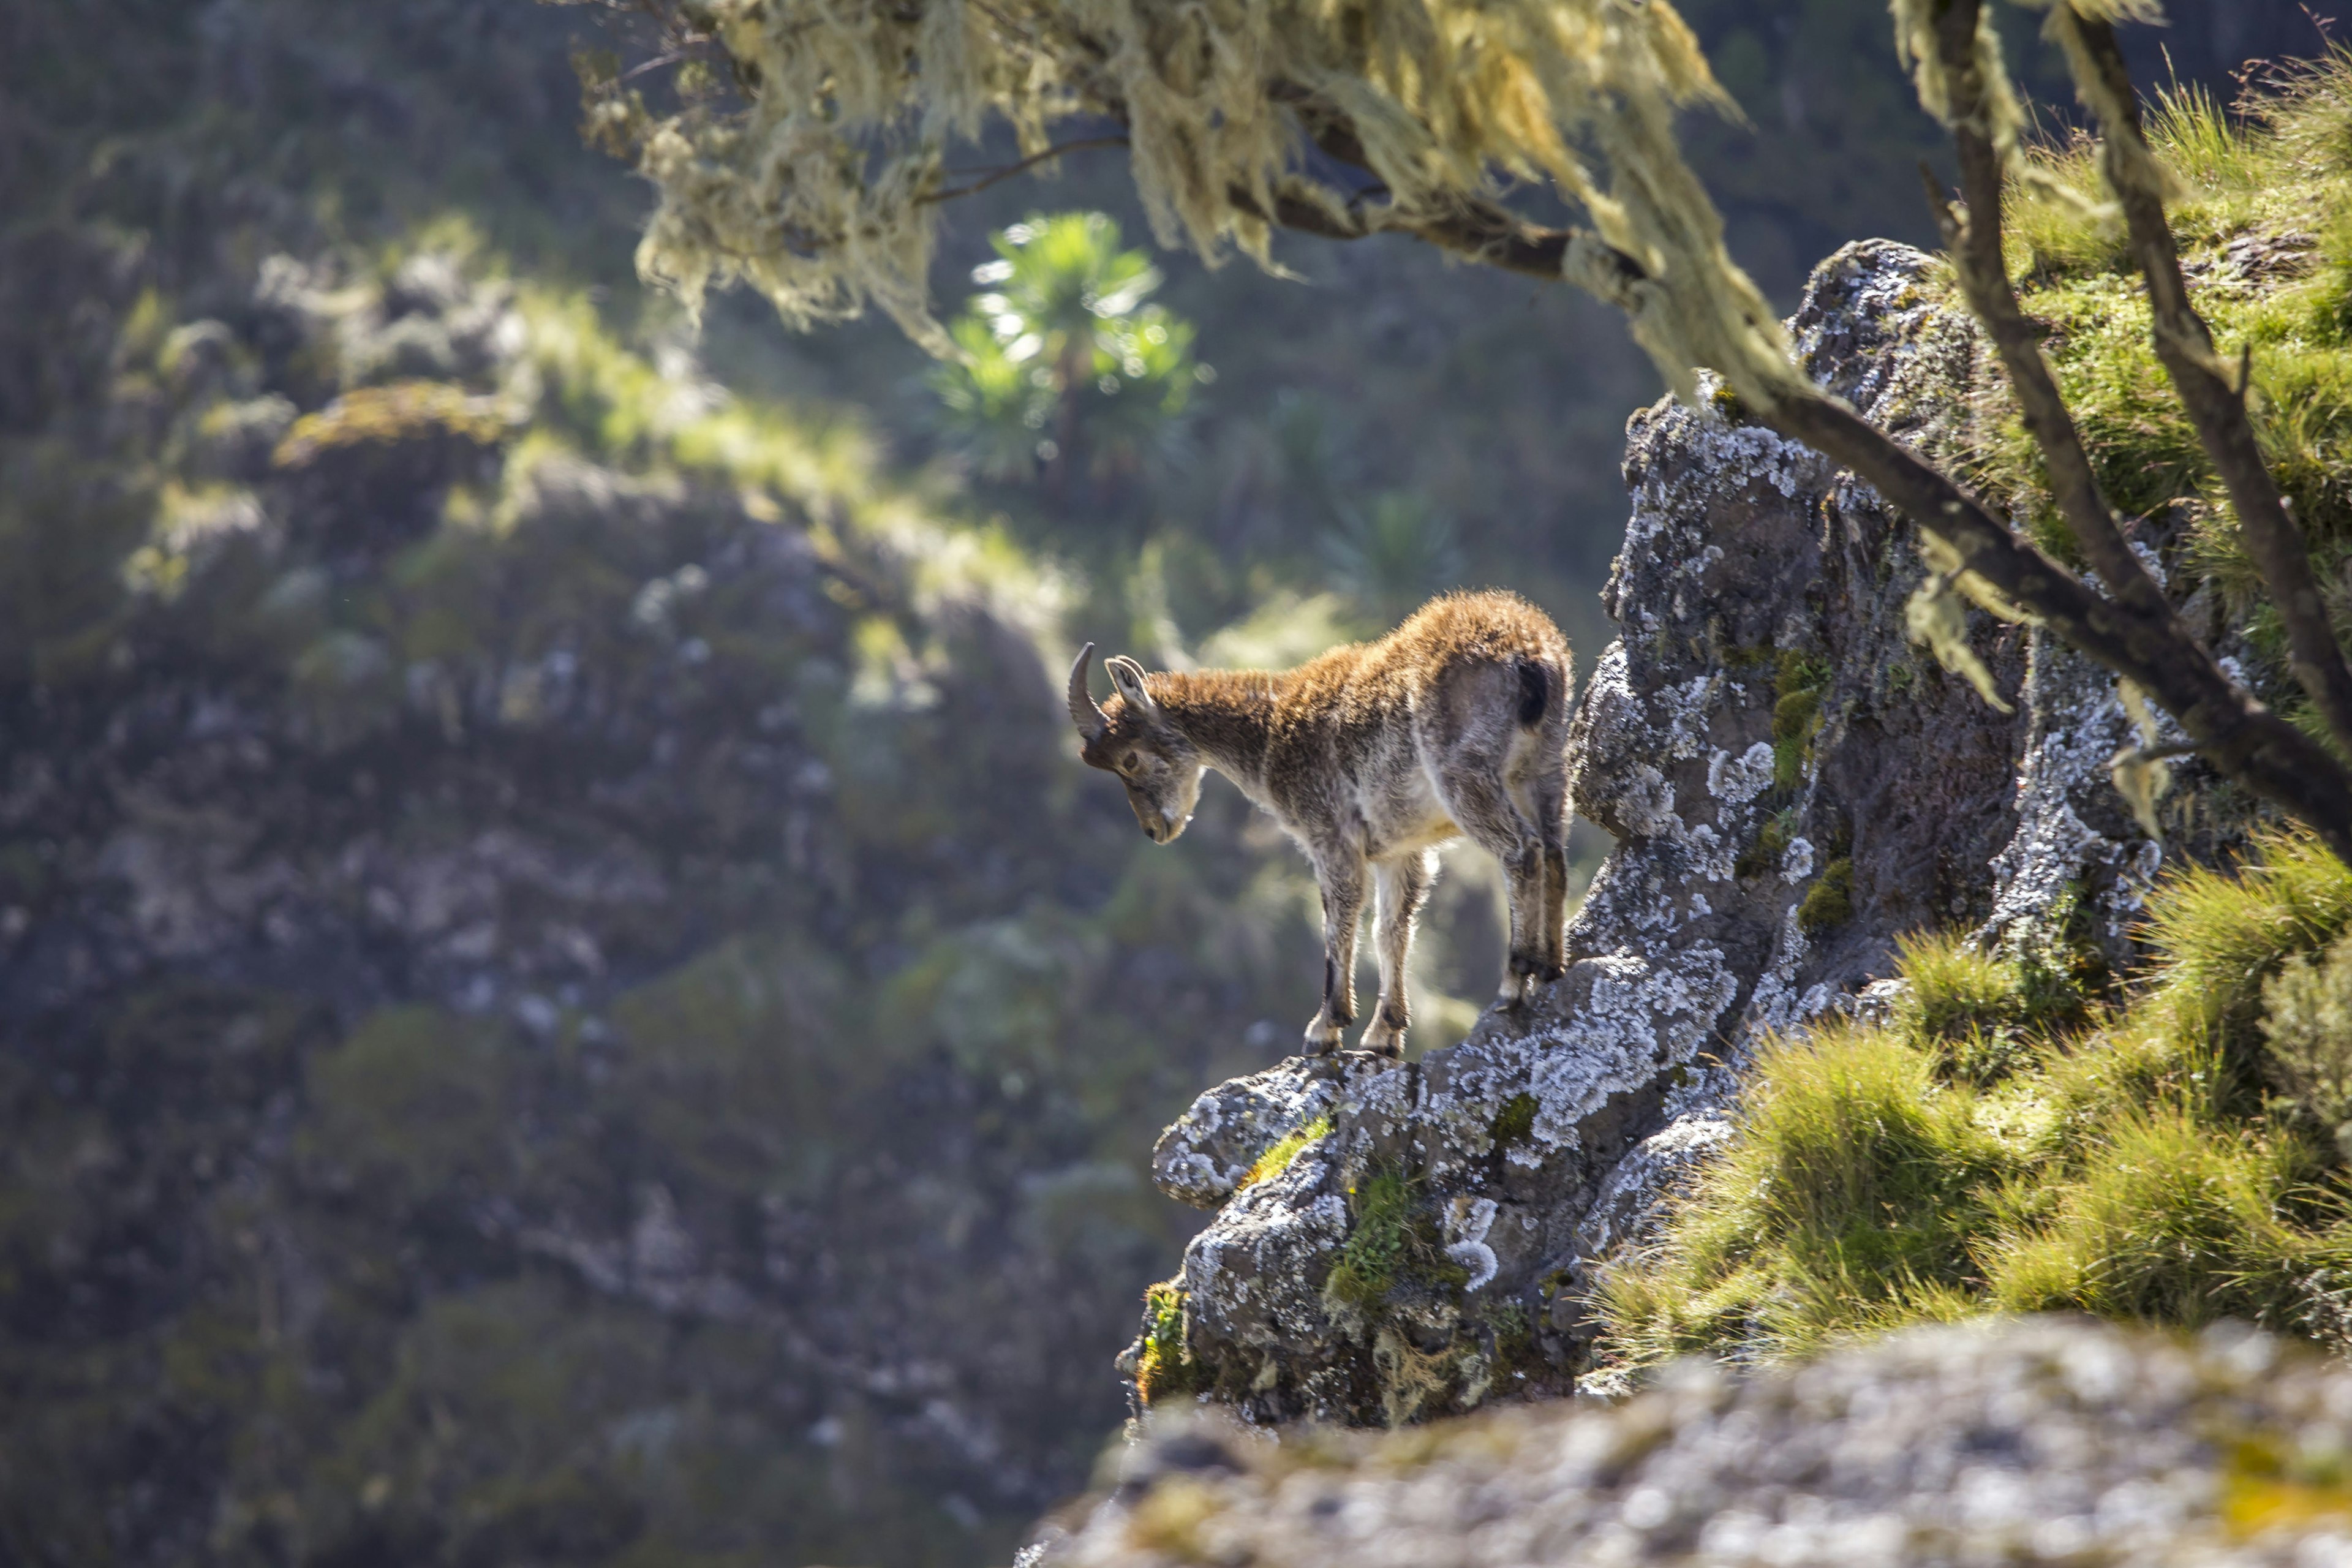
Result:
[1238, 1114, 1333, 1191]
[1986, 1108, 2312, 1326]
[1596, 830, 2352, 1374]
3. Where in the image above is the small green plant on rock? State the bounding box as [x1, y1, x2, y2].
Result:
[1238, 1114, 1333, 1191]
[1488, 1093, 1539, 1150]
[1321, 1166, 1469, 1320]
[1771, 652, 1831, 793]
[1797, 856, 1854, 937]
[1134, 1280, 1205, 1406]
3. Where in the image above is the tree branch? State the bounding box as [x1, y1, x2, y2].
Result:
[923, 135, 1129, 205]
[1762, 387, 2352, 863]
[1924, 0, 2169, 617]
[2065, 14, 2352, 760]
[1229, 64, 2352, 859]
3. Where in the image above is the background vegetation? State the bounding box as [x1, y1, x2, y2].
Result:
[0, 2, 2339, 1566]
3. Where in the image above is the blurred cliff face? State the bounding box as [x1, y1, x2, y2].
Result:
[0, 10, 1336, 1562]
[0, 221, 1348, 1564]
[0, 2, 2324, 1566]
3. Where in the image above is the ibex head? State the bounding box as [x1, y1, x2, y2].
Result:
[1068, 643, 1204, 843]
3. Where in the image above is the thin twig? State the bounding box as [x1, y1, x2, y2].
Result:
[922, 135, 1129, 203]
[620, 47, 703, 83]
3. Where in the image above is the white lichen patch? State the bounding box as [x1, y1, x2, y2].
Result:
[1444, 1197, 1500, 1293]
[1980, 627, 2166, 954]
[1781, 835, 1816, 883]
[1708, 742, 1776, 805]
[1151, 1060, 1352, 1209]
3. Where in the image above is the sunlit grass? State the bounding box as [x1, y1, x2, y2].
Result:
[1964, 56, 2352, 705]
[1594, 830, 2352, 1373]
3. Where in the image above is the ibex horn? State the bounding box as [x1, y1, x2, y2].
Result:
[1067, 642, 1107, 738]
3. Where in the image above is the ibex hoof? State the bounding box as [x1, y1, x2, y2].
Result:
[1359, 1024, 1406, 1060]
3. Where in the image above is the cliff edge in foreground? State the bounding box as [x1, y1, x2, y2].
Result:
[1044, 1318, 2352, 1567]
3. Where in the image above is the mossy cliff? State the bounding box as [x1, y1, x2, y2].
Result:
[1123, 231, 2294, 1427]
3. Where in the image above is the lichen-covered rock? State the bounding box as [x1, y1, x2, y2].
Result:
[1123, 240, 2199, 1425]
[1152, 1056, 1377, 1209]
[1035, 1317, 2352, 1567]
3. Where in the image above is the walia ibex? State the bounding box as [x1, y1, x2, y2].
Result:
[1069, 590, 1573, 1059]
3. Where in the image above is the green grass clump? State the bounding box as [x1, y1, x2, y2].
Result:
[1893, 928, 2092, 1084]
[1597, 829, 2352, 1373]
[2147, 829, 2352, 1077]
[1987, 1109, 2315, 1326]
[1797, 857, 1854, 936]
[1238, 1114, 1333, 1191]
[1322, 1167, 1468, 1317]
[1134, 1280, 1205, 1405]
[1599, 1022, 2018, 1364]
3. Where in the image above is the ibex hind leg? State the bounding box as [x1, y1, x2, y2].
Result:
[1438, 759, 1549, 1008]
[1360, 850, 1435, 1060]
[1532, 756, 1572, 981]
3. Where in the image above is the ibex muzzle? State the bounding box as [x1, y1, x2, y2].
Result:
[1070, 591, 1573, 1061]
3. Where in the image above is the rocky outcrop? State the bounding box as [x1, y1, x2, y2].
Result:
[1040, 1317, 2352, 1566]
[1126, 240, 2200, 1425]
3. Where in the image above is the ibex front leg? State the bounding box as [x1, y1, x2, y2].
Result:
[1360, 850, 1435, 1060]
[1304, 852, 1366, 1056]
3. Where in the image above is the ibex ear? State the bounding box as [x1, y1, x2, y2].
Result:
[1106, 656, 1159, 720]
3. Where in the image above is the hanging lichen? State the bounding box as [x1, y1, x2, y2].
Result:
[599, 0, 1813, 413]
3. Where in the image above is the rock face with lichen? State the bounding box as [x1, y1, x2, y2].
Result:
[1040, 1318, 2352, 1567]
[1123, 239, 2209, 1427]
